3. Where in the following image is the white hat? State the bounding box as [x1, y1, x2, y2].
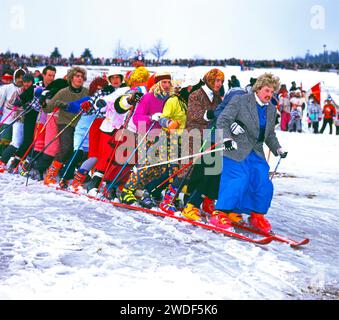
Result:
[107, 68, 124, 81]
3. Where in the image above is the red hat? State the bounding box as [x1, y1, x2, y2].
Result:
[2, 74, 14, 82]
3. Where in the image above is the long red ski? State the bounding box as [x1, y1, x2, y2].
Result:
[55, 186, 274, 245]
[230, 222, 310, 247]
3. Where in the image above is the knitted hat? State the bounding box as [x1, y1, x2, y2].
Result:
[23, 73, 34, 83]
[154, 71, 171, 84]
[203, 68, 224, 90]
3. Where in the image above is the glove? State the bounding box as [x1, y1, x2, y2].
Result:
[127, 91, 143, 106]
[57, 101, 69, 109]
[34, 87, 44, 98]
[203, 110, 215, 121]
[167, 120, 180, 130]
[223, 139, 237, 151]
[95, 98, 107, 110]
[230, 121, 245, 135]
[277, 148, 288, 158]
[158, 117, 180, 129]
[39, 90, 50, 105]
[151, 112, 162, 122]
[198, 79, 205, 87]
[81, 100, 92, 112]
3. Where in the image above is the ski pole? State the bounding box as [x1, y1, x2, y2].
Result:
[25, 110, 83, 186]
[270, 156, 283, 180]
[0, 106, 32, 138]
[150, 141, 221, 193]
[97, 107, 135, 191]
[59, 109, 101, 183]
[134, 146, 225, 171]
[14, 109, 58, 172]
[0, 106, 18, 126]
[102, 121, 156, 197]
[107, 131, 167, 188]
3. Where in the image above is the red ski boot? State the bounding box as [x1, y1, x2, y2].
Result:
[249, 212, 272, 233]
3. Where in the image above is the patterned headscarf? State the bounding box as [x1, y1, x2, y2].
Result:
[203, 68, 224, 93]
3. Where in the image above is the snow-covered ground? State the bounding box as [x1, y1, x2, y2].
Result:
[0, 67, 338, 300]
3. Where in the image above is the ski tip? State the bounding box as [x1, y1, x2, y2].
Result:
[290, 238, 310, 248]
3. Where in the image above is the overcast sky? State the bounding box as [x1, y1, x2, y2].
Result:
[1, 0, 338, 60]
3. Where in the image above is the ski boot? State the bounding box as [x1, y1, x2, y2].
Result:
[7, 156, 20, 174]
[138, 190, 157, 209]
[209, 211, 233, 229]
[0, 160, 6, 173]
[249, 212, 272, 233]
[102, 184, 117, 201]
[87, 172, 103, 197]
[44, 160, 63, 185]
[159, 184, 177, 214]
[181, 203, 201, 221]
[71, 169, 88, 192]
[119, 187, 137, 205]
[201, 196, 215, 215]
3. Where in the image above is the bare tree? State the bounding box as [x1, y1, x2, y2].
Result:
[149, 40, 168, 62]
[113, 40, 133, 60]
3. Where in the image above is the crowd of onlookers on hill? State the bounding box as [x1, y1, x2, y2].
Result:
[1, 52, 339, 73]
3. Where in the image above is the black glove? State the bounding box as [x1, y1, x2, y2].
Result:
[224, 139, 237, 151]
[277, 148, 288, 158]
[279, 151, 288, 158]
[56, 101, 69, 109]
[230, 120, 245, 135]
[39, 90, 54, 105]
[205, 110, 215, 121]
[102, 85, 115, 95]
[127, 91, 143, 106]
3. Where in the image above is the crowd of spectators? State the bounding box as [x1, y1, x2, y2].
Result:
[1, 51, 339, 77]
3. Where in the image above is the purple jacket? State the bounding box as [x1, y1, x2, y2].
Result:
[132, 92, 166, 132]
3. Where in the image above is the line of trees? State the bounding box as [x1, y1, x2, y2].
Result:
[51, 39, 169, 63]
[293, 50, 339, 65]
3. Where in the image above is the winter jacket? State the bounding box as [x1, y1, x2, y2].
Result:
[0, 83, 23, 124]
[216, 93, 281, 161]
[290, 108, 302, 120]
[132, 92, 167, 132]
[186, 86, 222, 134]
[44, 86, 89, 128]
[322, 103, 336, 119]
[307, 102, 322, 122]
[279, 96, 291, 113]
[159, 95, 187, 134]
[100, 87, 136, 133]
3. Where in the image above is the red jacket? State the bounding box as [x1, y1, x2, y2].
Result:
[322, 103, 336, 119]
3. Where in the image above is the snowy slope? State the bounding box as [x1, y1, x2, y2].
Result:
[1, 67, 338, 300]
